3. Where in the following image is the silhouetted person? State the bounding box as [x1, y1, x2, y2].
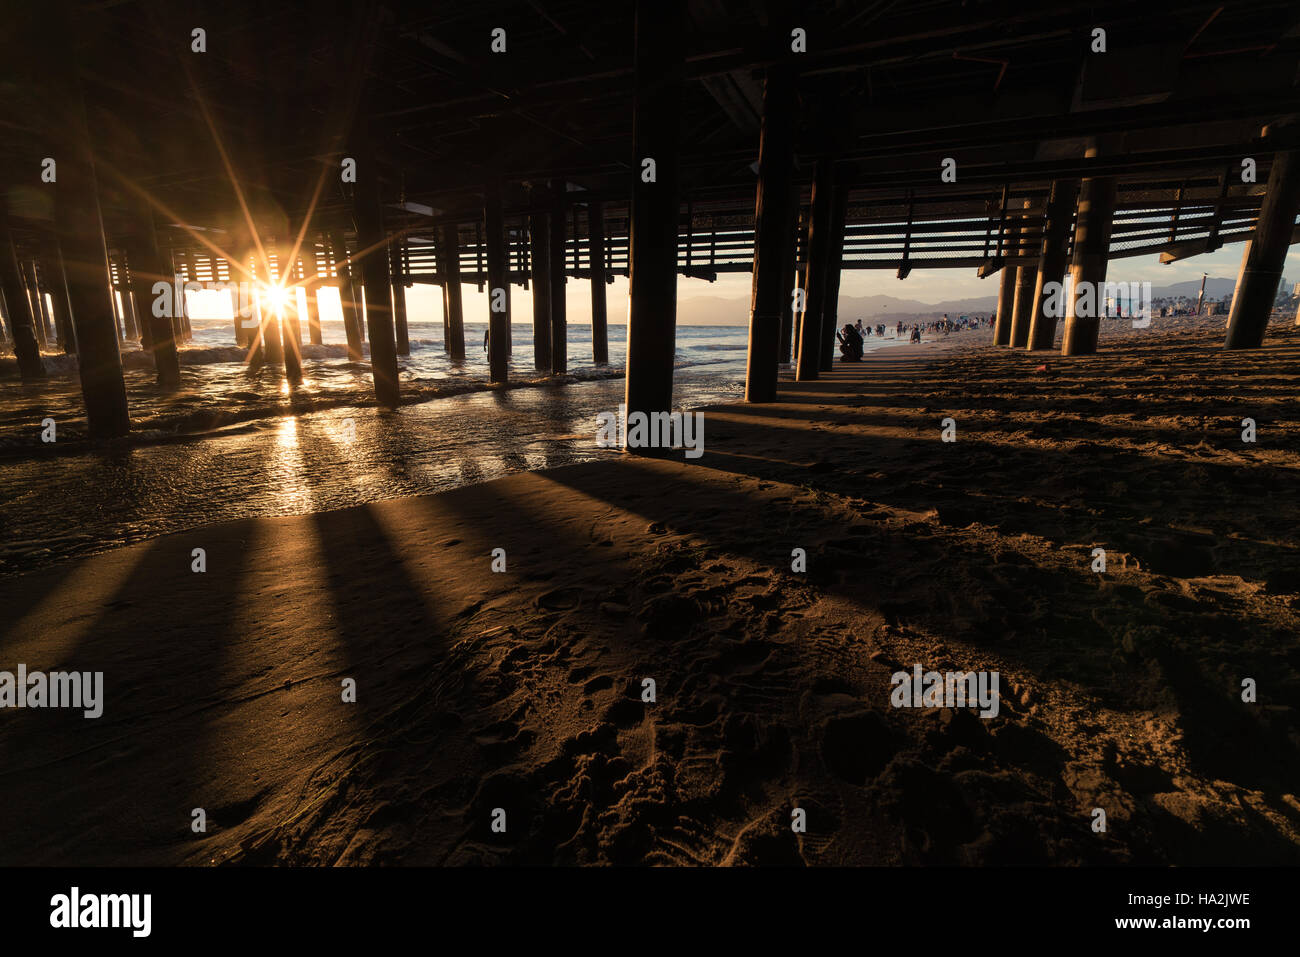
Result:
[837, 324, 864, 361]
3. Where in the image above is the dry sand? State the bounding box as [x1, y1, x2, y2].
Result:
[1, 316, 1297, 866]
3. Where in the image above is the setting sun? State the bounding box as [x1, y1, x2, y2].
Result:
[263, 284, 292, 312]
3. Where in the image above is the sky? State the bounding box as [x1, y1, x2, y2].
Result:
[666, 242, 1300, 309]
[188, 242, 1300, 327]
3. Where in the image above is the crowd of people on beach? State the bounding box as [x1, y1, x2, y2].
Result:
[836, 313, 994, 361]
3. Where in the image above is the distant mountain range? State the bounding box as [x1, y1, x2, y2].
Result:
[675, 294, 1003, 326]
[1156, 277, 1238, 300]
[676, 276, 1248, 325]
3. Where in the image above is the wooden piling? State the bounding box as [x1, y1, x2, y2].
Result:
[625, 0, 685, 437]
[330, 232, 363, 361]
[1062, 144, 1118, 356]
[485, 189, 511, 383]
[529, 193, 553, 371]
[305, 245, 323, 346]
[792, 208, 810, 361]
[818, 186, 849, 372]
[777, 199, 800, 365]
[285, 258, 304, 347]
[1008, 200, 1037, 347]
[0, 206, 45, 380]
[125, 215, 181, 391]
[114, 255, 138, 340]
[260, 248, 286, 371]
[109, 277, 126, 343]
[122, 273, 143, 345]
[503, 228, 514, 357]
[352, 163, 401, 408]
[230, 251, 247, 348]
[306, 282, 323, 346]
[1010, 262, 1038, 348]
[993, 215, 1022, 345]
[39, 238, 74, 355]
[796, 157, 835, 381]
[392, 238, 410, 356]
[1225, 124, 1300, 349]
[49, 75, 131, 436]
[281, 255, 303, 385]
[437, 237, 451, 352]
[33, 262, 56, 346]
[588, 200, 609, 365]
[549, 179, 568, 374]
[24, 261, 50, 348]
[503, 267, 513, 356]
[175, 249, 194, 343]
[440, 223, 466, 361]
[474, 222, 485, 292]
[1028, 178, 1080, 351]
[172, 249, 193, 345]
[744, 66, 796, 402]
[244, 250, 267, 366]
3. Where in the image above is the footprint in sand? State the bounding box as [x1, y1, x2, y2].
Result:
[537, 586, 584, 611]
[582, 674, 615, 695]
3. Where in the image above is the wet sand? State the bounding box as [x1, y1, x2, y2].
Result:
[1, 319, 1297, 866]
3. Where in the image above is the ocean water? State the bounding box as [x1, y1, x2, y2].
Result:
[0, 318, 915, 571]
[2, 320, 759, 440]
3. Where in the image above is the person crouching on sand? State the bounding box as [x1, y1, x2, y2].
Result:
[910, 326, 922, 343]
[837, 324, 864, 361]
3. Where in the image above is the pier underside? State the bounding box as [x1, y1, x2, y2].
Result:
[2, 0, 1299, 429]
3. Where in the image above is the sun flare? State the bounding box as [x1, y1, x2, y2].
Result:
[263, 284, 292, 312]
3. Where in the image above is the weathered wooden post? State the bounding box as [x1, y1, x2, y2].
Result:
[588, 199, 609, 365]
[113, 254, 137, 341]
[796, 157, 835, 381]
[549, 179, 568, 374]
[1028, 179, 1080, 351]
[25, 260, 52, 347]
[305, 244, 323, 346]
[792, 207, 810, 361]
[1225, 121, 1300, 349]
[777, 198, 800, 365]
[330, 232, 363, 361]
[280, 252, 303, 385]
[0, 205, 45, 380]
[485, 189, 510, 383]
[529, 188, 553, 371]
[392, 237, 410, 356]
[1062, 142, 1118, 356]
[38, 236, 74, 354]
[352, 156, 401, 408]
[1009, 201, 1039, 349]
[625, 0, 686, 444]
[34, 260, 58, 346]
[818, 187, 848, 371]
[259, 248, 285, 371]
[992, 215, 1022, 346]
[440, 222, 466, 361]
[744, 66, 796, 402]
[49, 56, 131, 436]
[125, 210, 180, 390]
